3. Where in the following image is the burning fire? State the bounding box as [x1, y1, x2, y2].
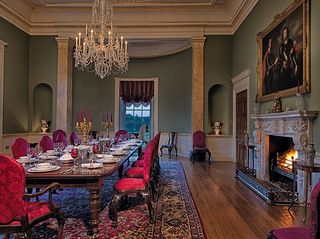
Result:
[278, 149, 298, 172]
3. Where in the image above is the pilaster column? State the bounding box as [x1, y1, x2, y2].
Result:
[192, 36, 206, 133]
[55, 37, 74, 134]
[0, 40, 7, 151]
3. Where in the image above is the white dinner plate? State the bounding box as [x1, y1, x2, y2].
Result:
[39, 155, 57, 160]
[17, 157, 38, 164]
[27, 165, 61, 173]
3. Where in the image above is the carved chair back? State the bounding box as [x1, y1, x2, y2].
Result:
[53, 129, 66, 143]
[39, 135, 54, 152]
[167, 132, 177, 146]
[143, 139, 154, 183]
[11, 138, 30, 159]
[56, 134, 68, 147]
[70, 132, 80, 145]
[193, 131, 206, 150]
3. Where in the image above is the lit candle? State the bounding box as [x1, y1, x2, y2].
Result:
[85, 24, 88, 36]
[78, 32, 81, 47]
[83, 42, 86, 52]
[91, 29, 94, 43]
[120, 36, 123, 50]
[125, 41, 128, 54]
[75, 37, 78, 49]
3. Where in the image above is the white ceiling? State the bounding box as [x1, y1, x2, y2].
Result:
[0, 0, 257, 37]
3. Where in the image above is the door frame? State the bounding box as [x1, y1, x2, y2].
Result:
[114, 77, 159, 136]
[0, 40, 7, 152]
[231, 69, 250, 162]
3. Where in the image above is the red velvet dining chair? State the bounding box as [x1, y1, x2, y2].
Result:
[11, 138, 30, 159]
[109, 140, 154, 227]
[114, 130, 128, 143]
[52, 129, 66, 143]
[267, 181, 320, 239]
[191, 130, 211, 164]
[0, 154, 65, 238]
[69, 131, 80, 145]
[55, 134, 68, 148]
[39, 135, 54, 153]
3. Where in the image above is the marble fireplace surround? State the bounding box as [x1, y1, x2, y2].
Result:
[251, 110, 318, 202]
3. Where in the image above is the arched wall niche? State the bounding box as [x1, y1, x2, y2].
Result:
[32, 83, 53, 132]
[208, 84, 229, 135]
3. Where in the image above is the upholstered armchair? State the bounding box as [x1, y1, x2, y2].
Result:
[39, 135, 54, 153]
[160, 132, 178, 158]
[109, 141, 154, 227]
[267, 181, 320, 239]
[11, 138, 30, 159]
[52, 129, 66, 143]
[0, 154, 65, 238]
[191, 131, 211, 164]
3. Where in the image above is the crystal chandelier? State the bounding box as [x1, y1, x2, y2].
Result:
[74, 0, 129, 79]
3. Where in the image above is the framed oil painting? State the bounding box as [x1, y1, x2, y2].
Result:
[256, 0, 310, 102]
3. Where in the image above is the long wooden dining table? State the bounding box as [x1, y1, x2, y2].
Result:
[25, 142, 143, 236]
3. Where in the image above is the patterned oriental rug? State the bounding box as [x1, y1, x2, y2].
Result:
[31, 160, 207, 239]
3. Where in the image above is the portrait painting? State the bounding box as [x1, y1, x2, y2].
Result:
[256, 0, 310, 102]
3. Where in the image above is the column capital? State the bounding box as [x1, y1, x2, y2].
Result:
[0, 40, 8, 48]
[55, 37, 75, 51]
[191, 36, 206, 49]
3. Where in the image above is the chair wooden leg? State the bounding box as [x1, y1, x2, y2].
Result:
[207, 150, 212, 165]
[174, 146, 178, 157]
[109, 194, 121, 228]
[160, 147, 164, 157]
[142, 190, 153, 223]
[56, 209, 65, 239]
[168, 148, 172, 158]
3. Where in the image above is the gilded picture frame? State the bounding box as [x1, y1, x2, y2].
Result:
[256, 0, 310, 102]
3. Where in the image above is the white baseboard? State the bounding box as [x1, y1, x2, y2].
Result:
[159, 132, 233, 161]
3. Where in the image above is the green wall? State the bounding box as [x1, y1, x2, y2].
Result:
[0, 18, 30, 133]
[29, 36, 57, 132]
[233, 0, 320, 151]
[73, 49, 192, 133]
[204, 36, 233, 135]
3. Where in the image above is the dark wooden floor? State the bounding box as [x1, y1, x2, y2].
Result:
[177, 157, 306, 239]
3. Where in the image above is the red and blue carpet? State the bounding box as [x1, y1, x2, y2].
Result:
[32, 160, 206, 239]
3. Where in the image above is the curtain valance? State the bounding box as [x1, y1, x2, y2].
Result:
[120, 81, 154, 106]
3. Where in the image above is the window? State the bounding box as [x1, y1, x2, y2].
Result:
[120, 101, 152, 141]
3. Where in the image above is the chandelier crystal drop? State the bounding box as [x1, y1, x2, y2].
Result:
[74, 0, 129, 79]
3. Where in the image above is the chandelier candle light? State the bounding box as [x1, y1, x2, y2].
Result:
[76, 110, 93, 144]
[102, 112, 113, 138]
[74, 0, 129, 79]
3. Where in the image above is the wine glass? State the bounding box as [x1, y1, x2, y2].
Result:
[71, 147, 79, 168]
[35, 145, 43, 163]
[26, 147, 34, 166]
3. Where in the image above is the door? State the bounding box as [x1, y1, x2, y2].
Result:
[236, 90, 247, 164]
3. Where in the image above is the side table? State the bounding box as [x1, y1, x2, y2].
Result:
[291, 160, 320, 222]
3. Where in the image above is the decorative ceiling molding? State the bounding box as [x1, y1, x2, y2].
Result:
[0, 0, 258, 38]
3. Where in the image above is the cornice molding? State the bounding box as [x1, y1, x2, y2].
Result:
[0, 0, 258, 37]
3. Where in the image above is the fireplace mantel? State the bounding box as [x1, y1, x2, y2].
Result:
[250, 110, 318, 202]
